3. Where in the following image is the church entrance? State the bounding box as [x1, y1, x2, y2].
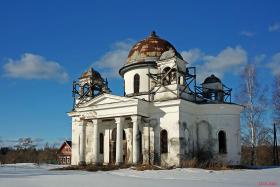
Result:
[109, 128, 127, 164]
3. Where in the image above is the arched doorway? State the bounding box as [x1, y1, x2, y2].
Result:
[218, 130, 227, 154]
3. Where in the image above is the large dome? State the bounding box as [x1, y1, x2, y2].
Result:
[126, 31, 182, 64]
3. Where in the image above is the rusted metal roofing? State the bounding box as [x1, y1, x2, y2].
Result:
[126, 31, 182, 64]
[79, 67, 101, 79]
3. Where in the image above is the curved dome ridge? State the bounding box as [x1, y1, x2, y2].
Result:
[126, 31, 182, 64]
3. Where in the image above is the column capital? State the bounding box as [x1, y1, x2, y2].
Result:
[115, 117, 125, 124]
[131, 115, 141, 123]
[92, 118, 102, 125]
[78, 120, 87, 126]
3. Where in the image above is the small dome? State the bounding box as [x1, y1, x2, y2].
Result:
[126, 31, 182, 64]
[203, 74, 221, 84]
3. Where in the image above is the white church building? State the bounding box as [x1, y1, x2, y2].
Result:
[68, 32, 243, 167]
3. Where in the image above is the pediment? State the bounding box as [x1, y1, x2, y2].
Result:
[79, 94, 137, 107]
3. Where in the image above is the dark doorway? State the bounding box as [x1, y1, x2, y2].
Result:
[139, 131, 143, 163]
[110, 128, 116, 164]
[123, 130, 127, 163]
[218, 131, 227, 154]
[160, 130, 168, 153]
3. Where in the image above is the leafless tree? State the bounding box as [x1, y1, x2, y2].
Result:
[14, 138, 36, 150]
[272, 75, 280, 140]
[238, 63, 268, 165]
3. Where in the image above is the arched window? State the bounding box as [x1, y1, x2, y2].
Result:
[82, 83, 90, 96]
[218, 131, 227, 154]
[160, 130, 168, 153]
[162, 67, 171, 85]
[100, 133, 104, 154]
[170, 68, 177, 82]
[134, 74, 140, 94]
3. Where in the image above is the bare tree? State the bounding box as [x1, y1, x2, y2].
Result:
[272, 75, 280, 158]
[273, 75, 280, 126]
[14, 138, 36, 150]
[238, 63, 268, 165]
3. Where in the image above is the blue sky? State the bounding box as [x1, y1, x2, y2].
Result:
[0, 0, 279, 147]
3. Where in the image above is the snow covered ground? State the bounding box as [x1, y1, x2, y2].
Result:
[0, 163, 279, 187]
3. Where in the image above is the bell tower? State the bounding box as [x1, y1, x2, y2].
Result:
[72, 67, 111, 109]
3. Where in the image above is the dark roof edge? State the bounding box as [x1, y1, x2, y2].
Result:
[119, 61, 157, 76]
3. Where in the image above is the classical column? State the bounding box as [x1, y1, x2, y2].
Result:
[115, 117, 124, 165]
[104, 129, 110, 164]
[132, 115, 141, 164]
[92, 119, 100, 164]
[79, 120, 86, 165]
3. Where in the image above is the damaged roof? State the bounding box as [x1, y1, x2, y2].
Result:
[126, 31, 183, 64]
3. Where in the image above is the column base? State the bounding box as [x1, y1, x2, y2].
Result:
[115, 162, 123, 166]
[78, 161, 86, 166]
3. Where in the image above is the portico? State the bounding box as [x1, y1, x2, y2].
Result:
[68, 94, 150, 165]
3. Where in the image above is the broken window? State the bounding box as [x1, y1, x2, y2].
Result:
[134, 74, 140, 94]
[170, 68, 177, 82]
[218, 130, 227, 154]
[160, 129, 168, 153]
[100, 133, 104, 154]
[162, 67, 171, 85]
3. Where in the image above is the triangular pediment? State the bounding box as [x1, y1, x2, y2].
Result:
[79, 94, 137, 107]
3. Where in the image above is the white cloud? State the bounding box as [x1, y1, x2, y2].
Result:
[268, 22, 280, 32]
[254, 54, 266, 65]
[181, 48, 204, 65]
[3, 53, 69, 83]
[92, 40, 248, 82]
[93, 39, 134, 78]
[267, 52, 280, 76]
[181, 46, 248, 81]
[240, 31, 255, 37]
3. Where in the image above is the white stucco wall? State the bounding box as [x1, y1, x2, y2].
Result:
[179, 100, 242, 164]
[152, 100, 181, 166]
[70, 94, 242, 166]
[71, 117, 80, 165]
[123, 66, 157, 97]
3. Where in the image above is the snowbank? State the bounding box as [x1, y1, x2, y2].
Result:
[0, 163, 279, 187]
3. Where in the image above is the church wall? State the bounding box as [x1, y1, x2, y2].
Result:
[142, 123, 156, 165]
[71, 117, 80, 165]
[179, 108, 198, 160]
[96, 121, 114, 164]
[85, 121, 93, 164]
[70, 96, 242, 166]
[124, 127, 133, 164]
[152, 101, 181, 166]
[197, 113, 241, 164]
[179, 100, 242, 164]
[123, 67, 157, 97]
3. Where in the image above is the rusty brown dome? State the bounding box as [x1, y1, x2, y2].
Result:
[126, 31, 182, 64]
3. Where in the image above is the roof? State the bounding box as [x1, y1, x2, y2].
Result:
[203, 74, 222, 84]
[58, 140, 72, 153]
[79, 67, 101, 79]
[126, 31, 183, 64]
[65, 141, 72, 147]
